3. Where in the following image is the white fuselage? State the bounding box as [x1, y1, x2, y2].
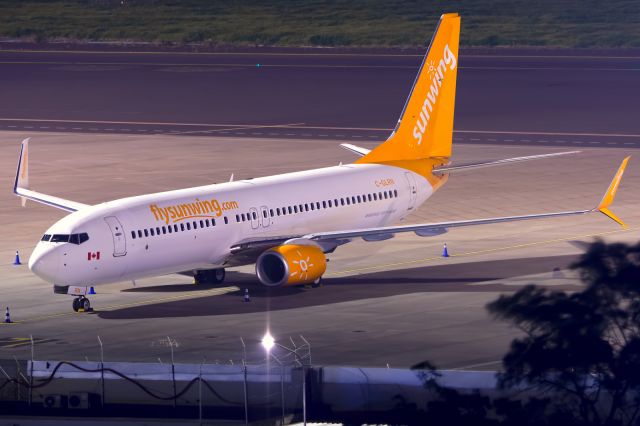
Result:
[29, 163, 431, 286]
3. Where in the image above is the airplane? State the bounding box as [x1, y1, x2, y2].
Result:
[14, 13, 630, 313]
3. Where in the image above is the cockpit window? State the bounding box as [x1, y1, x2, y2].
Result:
[50, 233, 89, 244]
[51, 234, 70, 243]
[41, 234, 51, 242]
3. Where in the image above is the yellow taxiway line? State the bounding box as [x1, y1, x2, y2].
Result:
[328, 226, 638, 276]
[1, 286, 239, 325]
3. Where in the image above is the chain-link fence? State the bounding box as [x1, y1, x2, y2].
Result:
[0, 335, 314, 424]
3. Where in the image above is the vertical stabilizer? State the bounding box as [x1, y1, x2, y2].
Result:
[358, 13, 460, 163]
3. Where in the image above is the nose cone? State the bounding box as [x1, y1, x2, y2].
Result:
[29, 243, 60, 283]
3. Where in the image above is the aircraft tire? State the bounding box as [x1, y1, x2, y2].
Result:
[81, 298, 91, 311]
[72, 298, 80, 312]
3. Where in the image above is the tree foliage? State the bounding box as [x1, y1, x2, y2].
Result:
[487, 240, 640, 426]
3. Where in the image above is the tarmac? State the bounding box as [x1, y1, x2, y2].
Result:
[0, 132, 637, 370]
[0, 48, 639, 142]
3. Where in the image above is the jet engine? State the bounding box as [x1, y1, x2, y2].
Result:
[256, 244, 327, 287]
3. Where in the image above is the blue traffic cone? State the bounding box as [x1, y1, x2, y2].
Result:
[243, 288, 250, 302]
[13, 250, 21, 266]
[442, 243, 450, 258]
[4, 307, 11, 323]
[88, 286, 96, 295]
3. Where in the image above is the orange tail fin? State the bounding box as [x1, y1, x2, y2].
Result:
[358, 13, 460, 164]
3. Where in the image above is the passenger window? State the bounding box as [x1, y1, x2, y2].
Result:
[263, 210, 267, 218]
[174, 224, 179, 232]
[384, 191, 388, 199]
[346, 198, 351, 205]
[224, 217, 228, 224]
[322, 201, 326, 209]
[180, 224, 185, 232]
[150, 228, 155, 236]
[304, 204, 309, 211]
[357, 195, 361, 203]
[138, 230, 142, 238]
[394, 189, 398, 197]
[156, 227, 160, 235]
[205, 219, 210, 227]
[253, 211, 257, 220]
[241, 213, 245, 221]
[200, 220, 204, 228]
[288, 206, 292, 214]
[340, 198, 345, 206]
[294, 206, 298, 213]
[186, 223, 191, 230]
[212, 218, 216, 226]
[270, 209, 274, 217]
[168, 226, 172, 234]
[144, 229, 149, 237]
[236, 214, 240, 222]
[328, 200, 333, 208]
[131, 231, 136, 239]
[368, 194, 372, 201]
[276, 208, 281, 216]
[162, 226, 167, 234]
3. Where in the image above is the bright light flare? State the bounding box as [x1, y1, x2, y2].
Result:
[261, 331, 275, 352]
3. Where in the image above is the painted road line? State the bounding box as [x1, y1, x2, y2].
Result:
[1, 286, 239, 325]
[4, 117, 640, 138]
[450, 360, 503, 370]
[3, 49, 639, 60]
[328, 227, 638, 277]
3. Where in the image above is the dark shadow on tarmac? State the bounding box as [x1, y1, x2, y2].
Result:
[98, 254, 581, 320]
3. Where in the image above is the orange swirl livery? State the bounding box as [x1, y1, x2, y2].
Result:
[149, 198, 239, 224]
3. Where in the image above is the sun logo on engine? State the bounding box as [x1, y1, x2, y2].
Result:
[290, 249, 314, 281]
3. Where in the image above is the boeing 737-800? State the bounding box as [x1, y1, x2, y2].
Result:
[14, 14, 630, 312]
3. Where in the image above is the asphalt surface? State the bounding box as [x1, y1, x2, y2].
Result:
[0, 133, 637, 369]
[0, 48, 639, 147]
[0, 46, 638, 370]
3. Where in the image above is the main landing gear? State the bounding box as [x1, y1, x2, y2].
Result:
[72, 296, 92, 312]
[194, 268, 226, 285]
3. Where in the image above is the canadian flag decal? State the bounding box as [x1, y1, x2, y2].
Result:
[88, 251, 100, 261]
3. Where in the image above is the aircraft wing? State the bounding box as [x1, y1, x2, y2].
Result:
[13, 138, 89, 212]
[228, 157, 629, 258]
[305, 156, 629, 242]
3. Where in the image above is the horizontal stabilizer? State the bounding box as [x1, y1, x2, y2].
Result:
[339, 143, 371, 157]
[432, 151, 581, 175]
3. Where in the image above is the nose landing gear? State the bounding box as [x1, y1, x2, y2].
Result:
[72, 296, 92, 312]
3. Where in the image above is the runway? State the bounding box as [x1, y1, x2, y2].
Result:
[0, 132, 637, 369]
[0, 48, 639, 144]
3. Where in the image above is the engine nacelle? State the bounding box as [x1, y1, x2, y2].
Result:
[256, 244, 327, 287]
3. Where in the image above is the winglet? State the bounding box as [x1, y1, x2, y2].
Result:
[12, 138, 89, 212]
[14, 138, 30, 207]
[595, 156, 630, 227]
